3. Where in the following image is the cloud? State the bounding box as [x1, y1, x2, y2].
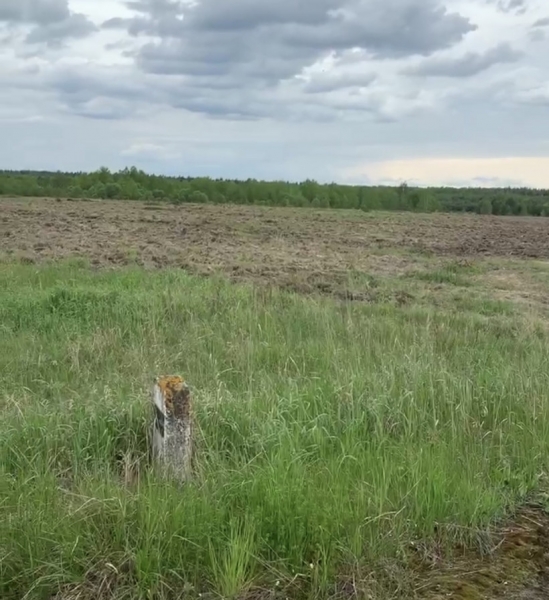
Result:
[95, 0, 477, 121]
[113, 0, 475, 77]
[515, 83, 549, 107]
[121, 141, 181, 160]
[26, 13, 97, 45]
[491, 0, 527, 14]
[343, 156, 549, 188]
[303, 72, 377, 94]
[68, 97, 134, 120]
[529, 29, 545, 42]
[1, 0, 549, 189]
[0, 0, 69, 24]
[0, 0, 97, 45]
[405, 43, 523, 77]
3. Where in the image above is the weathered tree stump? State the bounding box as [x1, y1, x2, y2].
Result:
[152, 376, 193, 481]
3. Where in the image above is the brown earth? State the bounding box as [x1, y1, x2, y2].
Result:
[2, 197, 549, 299]
[410, 504, 549, 600]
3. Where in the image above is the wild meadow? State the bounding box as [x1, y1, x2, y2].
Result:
[2, 253, 549, 599]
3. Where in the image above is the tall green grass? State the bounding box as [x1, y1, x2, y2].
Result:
[2, 263, 549, 599]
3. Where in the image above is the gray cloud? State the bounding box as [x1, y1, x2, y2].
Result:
[493, 0, 527, 14]
[36, 63, 288, 122]
[26, 14, 97, 45]
[98, 0, 476, 120]
[184, 1, 349, 30]
[6, 55, 415, 127]
[130, 0, 476, 71]
[0, 62, 148, 123]
[69, 98, 136, 120]
[304, 72, 377, 94]
[45, 65, 151, 118]
[0, 0, 68, 24]
[0, 0, 96, 45]
[529, 29, 545, 42]
[533, 17, 549, 27]
[405, 43, 523, 78]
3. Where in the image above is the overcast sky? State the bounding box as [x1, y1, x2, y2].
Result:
[1, 0, 548, 187]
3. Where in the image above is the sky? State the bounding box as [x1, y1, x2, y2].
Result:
[0, 0, 548, 187]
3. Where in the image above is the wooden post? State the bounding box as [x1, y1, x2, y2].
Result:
[152, 376, 193, 481]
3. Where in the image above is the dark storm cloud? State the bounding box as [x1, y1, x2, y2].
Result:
[405, 43, 523, 78]
[0, 0, 96, 44]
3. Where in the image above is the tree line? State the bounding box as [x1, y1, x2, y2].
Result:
[1, 167, 548, 216]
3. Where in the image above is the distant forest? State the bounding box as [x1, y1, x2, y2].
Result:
[1, 167, 549, 216]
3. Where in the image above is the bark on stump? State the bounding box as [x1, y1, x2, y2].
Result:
[152, 376, 193, 481]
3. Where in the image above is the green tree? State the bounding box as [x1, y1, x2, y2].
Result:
[173, 187, 191, 204]
[319, 195, 330, 208]
[95, 167, 111, 184]
[286, 193, 308, 207]
[89, 183, 106, 199]
[397, 182, 409, 208]
[119, 178, 142, 200]
[301, 179, 320, 203]
[67, 186, 83, 199]
[409, 190, 421, 211]
[479, 198, 492, 215]
[212, 192, 226, 204]
[416, 191, 440, 213]
[105, 183, 121, 199]
[189, 190, 209, 204]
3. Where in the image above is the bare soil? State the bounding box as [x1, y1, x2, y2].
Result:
[411, 504, 549, 600]
[2, 198, 549, 300]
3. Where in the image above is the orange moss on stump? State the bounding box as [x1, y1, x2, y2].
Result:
[156, 376, 191, 420]
[157, 376, 185, 400]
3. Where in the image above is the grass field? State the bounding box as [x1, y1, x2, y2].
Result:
[2, 200, 549, 599]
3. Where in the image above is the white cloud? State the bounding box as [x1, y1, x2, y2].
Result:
[121, 141, 182, 160]
[344, 156, 549, 188]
